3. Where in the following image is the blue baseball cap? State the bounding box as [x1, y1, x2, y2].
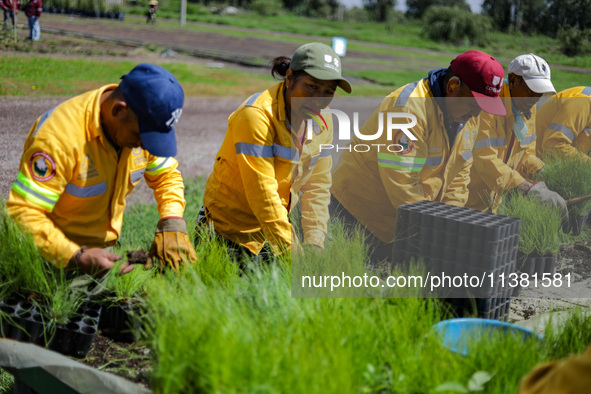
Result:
[120, 63, 184, 157]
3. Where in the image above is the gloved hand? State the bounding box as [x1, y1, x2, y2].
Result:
[149, 217, 198, 270]
[527, 181, 569, 225]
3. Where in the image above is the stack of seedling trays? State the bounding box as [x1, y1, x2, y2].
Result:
[393, 200, 521, 321]
[0, 295, 101, 358]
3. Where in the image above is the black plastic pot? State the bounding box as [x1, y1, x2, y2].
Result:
[517, 253, 557, 277]
[99, 300, 141, 343]
[568, 212, 589, 236]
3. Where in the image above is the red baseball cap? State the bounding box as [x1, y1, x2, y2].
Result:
[450, 50, 506, 116]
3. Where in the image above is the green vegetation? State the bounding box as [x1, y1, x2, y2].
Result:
[538, 154, 591, 216]
[423, 6, 492, 47]
[499, 193, 563, 256]
[0, 55, 275, 97]
[0, 207, 85, 330]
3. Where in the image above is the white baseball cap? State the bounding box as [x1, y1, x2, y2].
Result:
[508, 53, 556, 94]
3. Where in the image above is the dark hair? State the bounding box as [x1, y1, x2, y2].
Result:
[442, 67, 456, 88]
[270, 56, 307, 81]
[271, 56, 291, 79]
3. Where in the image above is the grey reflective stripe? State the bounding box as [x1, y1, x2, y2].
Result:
[581, 87, 591, 96]
[521, 133, 536, 145]
[130, 169, 145, 184]
[235, 142, 273, 157]
[31, 107, 56, 137]
[65, 182, 107, 198]
[424, 156, 443, 166]
[473, 137, 506, 150]
[378, 158, 423, 168]
[584, 128, 591, 136]
[244, 92, 263, 107]
[310, 149, 331, 167]
[273, 143, 299, 161]
[14, 178, 55, 204]
[549, 122, 575, 142]
[147, 157, 170, 173]
[395, 81, 420, 107]
[460, 151, 473, 161]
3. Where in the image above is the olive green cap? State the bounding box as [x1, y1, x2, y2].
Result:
[290, 42, 352, 94]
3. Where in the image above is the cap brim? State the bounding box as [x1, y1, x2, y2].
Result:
[305, 68, 352, 94]
[523, 77, 556, 94]
[139, 119, 177, 157]
[472, 91, 507, 116]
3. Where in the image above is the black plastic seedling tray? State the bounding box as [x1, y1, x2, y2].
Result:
[394, 201, 521, 321]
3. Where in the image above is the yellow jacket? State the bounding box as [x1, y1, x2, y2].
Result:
[536, 86, 591, 163]
[203, 82, 333, 255]
[467, 84, 544, 211]
[7, 85, 185, 267]
[331, 72, 477, 243]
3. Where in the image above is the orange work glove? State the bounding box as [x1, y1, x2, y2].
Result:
[149, 217, 198, 270]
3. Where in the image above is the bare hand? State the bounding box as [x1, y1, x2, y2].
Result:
[68, 248, 135, 277]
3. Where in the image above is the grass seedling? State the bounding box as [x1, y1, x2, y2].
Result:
[538, 153, 591, 216]
[96, 263, 157, 305]
[0, 206, 87, 339]
[499, 193, 563, 256]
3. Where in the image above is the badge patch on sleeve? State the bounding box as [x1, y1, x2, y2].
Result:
[393, 130, 415, 155]
[29, 152, 56, 181]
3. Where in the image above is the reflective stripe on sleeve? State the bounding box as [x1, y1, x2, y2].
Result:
[521, 133, 537, 145]
[65, 182, 107, 198]
[310, 149, 332, 167]
[377, 152, 425, 171]
[235, 143, 300, 161]
[549, 123, 575, 142]
[581, 87, 591, 96]
[395, 81, 420, 108]
[273, 144, 299, 161]
[425, 156, 443, 166]
[11, 172, 60, 211]
[235, 142, 273, 158]
[460, 151, 473, 161]
[130, 169, 145, 184]
[145, 157, 173, 175]
[473, 137, 506, 150]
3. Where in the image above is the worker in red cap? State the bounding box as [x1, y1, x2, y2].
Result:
[331, 50, 505, 264]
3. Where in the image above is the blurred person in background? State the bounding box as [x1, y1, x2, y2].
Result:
[1, 0, 19, 31]
[24, 0, 42, 41]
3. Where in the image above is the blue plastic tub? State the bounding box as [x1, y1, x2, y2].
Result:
[432, 318, 543, 356]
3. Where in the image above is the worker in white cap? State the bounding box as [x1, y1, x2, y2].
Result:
[465, 53, 567, 223]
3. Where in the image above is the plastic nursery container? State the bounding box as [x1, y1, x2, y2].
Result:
[567, 212, 590, 236]
[394, 201, 520, 320]
[0, 297, 101, 358]
[99, 300, 141, 343]
[517, 253, 557, 278]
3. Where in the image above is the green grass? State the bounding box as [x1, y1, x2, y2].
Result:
[0, 55, 275, 97]
[537, 154, 591, 216]
[0, 206, 86, 330]
[499, 193, 563, 256]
